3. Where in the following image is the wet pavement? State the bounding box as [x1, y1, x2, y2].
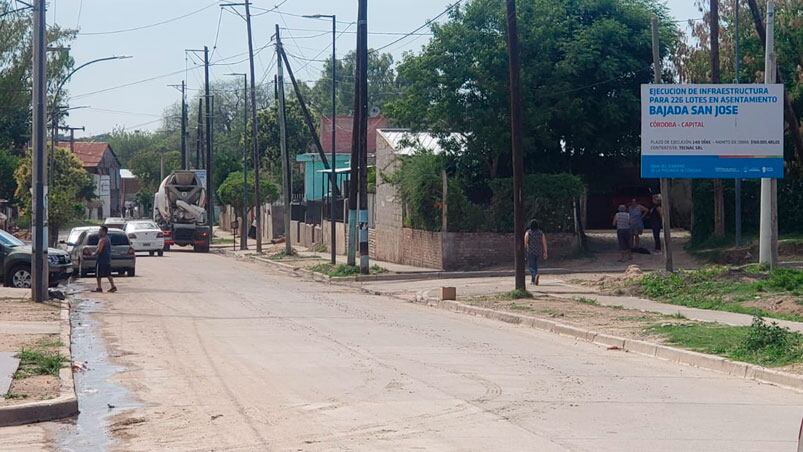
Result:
[55, 296, 137, 451]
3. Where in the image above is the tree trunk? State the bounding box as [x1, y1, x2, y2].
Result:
[711, 0, 726, 238]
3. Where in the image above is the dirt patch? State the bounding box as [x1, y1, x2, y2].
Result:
[0, 334, 49, 352]
[0, 300, 60, 322]
[0, 375, 59, 406]
[462, 292, 682, 340]
[744, 295, 803, 317]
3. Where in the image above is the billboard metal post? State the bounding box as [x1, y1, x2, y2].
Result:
[651, 16, 674, 273]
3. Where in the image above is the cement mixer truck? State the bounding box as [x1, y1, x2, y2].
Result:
[153, 170, 211, 253]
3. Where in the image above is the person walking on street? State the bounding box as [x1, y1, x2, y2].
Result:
[524, 220, 548, 285]
[93, 226, 117, 293]
[614, 205, 632, 262]
[628, 198, 648, 248]
[648, 195, 663, 253]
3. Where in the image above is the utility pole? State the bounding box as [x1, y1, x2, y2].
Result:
[759, 0, 778, 268]
[505, 0, 526, 291]
[652, 16, 674, 272]
[276, 25, 292, 256]
[222, 1, 263, 253]
[169, 81, 189, 169]
[357, 0, 369, 274]
[301, 14, 338, 265]
[196, 98, 203, 169]
[347, 8, 363, 267]
[734, 0, 742, 247]
[60, 126, 85, 154]
[31, 0, 48, 301]
[203, 46, 214, 249]
[330, 16, 337, 265]
[226, 73, 249, 250]
[711, 0, 725, 239]
[181, 81, 187, 170]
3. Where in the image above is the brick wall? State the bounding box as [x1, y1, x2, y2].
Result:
[442, 232, 579, 270]
[371, 227, 442, 270]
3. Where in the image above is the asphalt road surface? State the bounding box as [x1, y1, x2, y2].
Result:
[5, 250, 803, 451]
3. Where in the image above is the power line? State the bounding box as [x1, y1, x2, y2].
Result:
[72, 66, 202, 99]
[210, 8, 225, 60]
[281, 26, 432, 37]
[374, 0, 462, 52]
[78, 2, 218, 36]
[250, 0, 288, 17]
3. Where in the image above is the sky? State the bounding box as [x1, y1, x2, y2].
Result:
[48, 0, 700, 138]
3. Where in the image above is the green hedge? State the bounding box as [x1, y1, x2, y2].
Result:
[488, 174, 585, 233]
[386, 153, 585, 233]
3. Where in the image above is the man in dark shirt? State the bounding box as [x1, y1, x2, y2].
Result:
[93, 226, 117, 293]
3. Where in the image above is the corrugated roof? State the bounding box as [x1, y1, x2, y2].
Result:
[377, 129, 465, 156]
[120, 169, 136, 179]
[59, 141, 116, 168]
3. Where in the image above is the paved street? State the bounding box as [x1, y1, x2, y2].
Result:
[7, 250, 803, 451]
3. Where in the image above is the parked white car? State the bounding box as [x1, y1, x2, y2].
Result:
[124, 220, 166, 256]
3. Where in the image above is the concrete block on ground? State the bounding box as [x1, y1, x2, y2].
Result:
[0, 353, 19, 395]
[440, 287, 456, 301]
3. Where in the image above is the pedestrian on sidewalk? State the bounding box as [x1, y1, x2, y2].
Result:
[524, 220, 548, 285]
[648, 195, 663, 253]
[613, 205, 632, 262]
[93, 226, 117, 293]
[628, 198, 648, 249]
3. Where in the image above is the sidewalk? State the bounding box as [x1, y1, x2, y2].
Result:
[0, 289, 78, 426]
[356, 274, 803, 333]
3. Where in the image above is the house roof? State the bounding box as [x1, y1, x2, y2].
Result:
[59, 141, 119, 169]
[377, 129, 466, 156]
[120, 169, 136, 179]
[319, 116, 388, 154]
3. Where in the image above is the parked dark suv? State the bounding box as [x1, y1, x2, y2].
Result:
[0, 229, 72, 288]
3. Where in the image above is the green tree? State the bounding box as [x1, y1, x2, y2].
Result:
[0, 148, 19, 203]
[1, 1, 75, 150]
[14, 147, 95, 244]
[216, 171, 279, 216]
[129, 149, 181, 212]
[676, 0, 803, 169]
[256, 96, 313, 184]
[387, 0, 677, 200]
[307, 50, 398, 116]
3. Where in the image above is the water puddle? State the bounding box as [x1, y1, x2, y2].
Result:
[57, 296, 139, 451]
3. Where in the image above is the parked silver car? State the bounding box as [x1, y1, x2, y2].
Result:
[67, 228, 136, 277]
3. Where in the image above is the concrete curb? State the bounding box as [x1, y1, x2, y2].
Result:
[407, 292, 803, 393]
[0, 300, 79, 427]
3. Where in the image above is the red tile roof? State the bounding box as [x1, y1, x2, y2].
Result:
[319, 116, 387, 154]
[58, 141, 115, 169]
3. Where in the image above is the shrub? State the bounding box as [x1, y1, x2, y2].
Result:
[488, 174, 585, 233]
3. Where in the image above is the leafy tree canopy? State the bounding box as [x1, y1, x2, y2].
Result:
[306, 50, 399, 117]
[386, 0, 678, 200]
[217, 171, 279, 214]
[14, 147, 95, 243]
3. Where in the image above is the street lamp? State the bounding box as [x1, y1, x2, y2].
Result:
[226, 72, 249, 251]
[302, 13, 337, 265]
[50, 55, 132, 152]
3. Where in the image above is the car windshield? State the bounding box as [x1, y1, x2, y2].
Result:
[0, 229, 24, 248]
[129, 222, 158, 231]
[68, 228, 95, 244]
